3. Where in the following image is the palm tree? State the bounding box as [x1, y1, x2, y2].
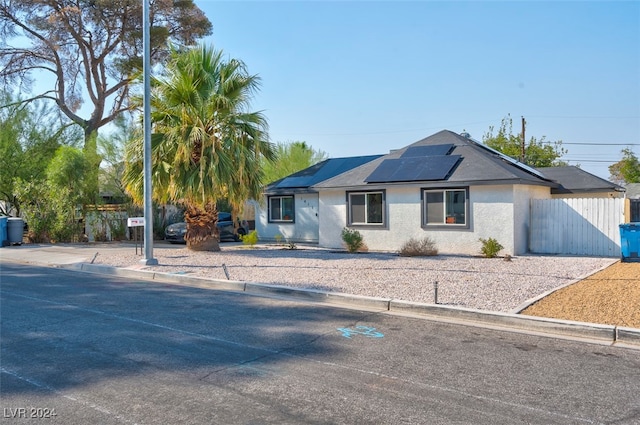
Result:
[123, 44, 275, 251]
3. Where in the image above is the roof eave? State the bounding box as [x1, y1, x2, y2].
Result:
[313, 178, 559, 191]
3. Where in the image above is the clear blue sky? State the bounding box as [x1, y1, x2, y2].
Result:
[193, 0, 639, 180]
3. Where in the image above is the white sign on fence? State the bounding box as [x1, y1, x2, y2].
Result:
[127, 217, 145, 227]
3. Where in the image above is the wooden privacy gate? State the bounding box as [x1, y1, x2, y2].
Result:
[529, 198, 624, 257]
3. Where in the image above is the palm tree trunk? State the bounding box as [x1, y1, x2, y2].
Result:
[184, 203, 220, 251]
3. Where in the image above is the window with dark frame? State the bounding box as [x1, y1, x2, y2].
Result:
[423, 188, 467, 226]
[631, 199, 640, 222]
[269, 195, 294, 222]
[348, 191, 384, 225]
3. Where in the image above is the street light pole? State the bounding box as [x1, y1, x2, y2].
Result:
[141, 0, 157, 265]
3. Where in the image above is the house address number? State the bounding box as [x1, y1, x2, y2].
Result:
[127, 217, 145, 227]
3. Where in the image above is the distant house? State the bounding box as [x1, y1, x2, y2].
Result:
[624, 183, 640, 222]
[537, 166, 624, 198]
[255, 130, 623, 255]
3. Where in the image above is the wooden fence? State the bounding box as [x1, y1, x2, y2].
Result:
[529, 198, 624, 257]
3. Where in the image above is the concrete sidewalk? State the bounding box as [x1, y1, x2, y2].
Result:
[2, 242, 639, 350]
[0, 242, 135, 265]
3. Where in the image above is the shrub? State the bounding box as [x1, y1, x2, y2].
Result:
[399, 237, 438, 257]
[15, 179, 84, 243]
[240, 230, 259, 247]
[479, 237, 504, 258]
[341, 227, 364, 253]
[109, 218, 127, 241]
[274, 234, 283, 245]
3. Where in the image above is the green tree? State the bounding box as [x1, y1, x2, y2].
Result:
[0, 92, 82, 215]
[123, 44, 276, 251]
[98, 115, 136, 204]
[482, 115, 567, 168]
[609, 148, 640, 185]
[46, 146, 91, 201]
[262, 141, 328, 184]
[13, 145, 89, 243]
[0, 0, 212, 201]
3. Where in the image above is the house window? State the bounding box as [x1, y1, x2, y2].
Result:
[423, 188, 468, 227]
[348, 191, 385, 225]
[631, 199, 640, 222]
[269, 195, 294, 222]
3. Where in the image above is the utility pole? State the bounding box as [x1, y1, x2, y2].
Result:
[520, 116, 526, 164]
[141, 0, 157, 266]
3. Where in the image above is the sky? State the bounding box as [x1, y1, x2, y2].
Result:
[192, 0, 640, 181]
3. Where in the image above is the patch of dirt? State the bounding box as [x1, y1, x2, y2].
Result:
[520, 261, 640, 328]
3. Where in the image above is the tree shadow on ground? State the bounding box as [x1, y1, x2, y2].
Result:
[0, 263, 372, 397]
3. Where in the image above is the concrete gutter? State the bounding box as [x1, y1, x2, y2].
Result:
[65, 262, 640, 350]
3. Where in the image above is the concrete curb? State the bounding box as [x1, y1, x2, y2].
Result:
[616, 327, 640, 348]
[68, 263, 247, 293]
[61, 262, 640, 349]
[391, 300, 616, 343]
[245, 282, 392, 310]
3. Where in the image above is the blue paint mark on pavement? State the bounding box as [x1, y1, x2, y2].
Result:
[337, 325, 384, 339]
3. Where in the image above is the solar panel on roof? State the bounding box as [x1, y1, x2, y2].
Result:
[362, 159, 399, 182]
[413, 156, 460, 181]
[401, 144, 454, 158]
[275, 176, 312, 188]
[365, 155, 460, 183]
[272, 155, 383, 189]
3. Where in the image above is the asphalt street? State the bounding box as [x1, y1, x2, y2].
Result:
[1, 262, 639, 424]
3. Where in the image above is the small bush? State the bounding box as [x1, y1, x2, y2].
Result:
[240, 230, 259, 247]
[274, 234, 283, 245]
[479, 237, 504, 258]
[93, 229, 109, 242]
[341, 227, 365, 253]
[399, 237, 438, 257]
[110, 218, 127, 241]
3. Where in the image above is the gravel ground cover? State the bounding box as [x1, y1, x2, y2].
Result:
[92, 244, 617, 314]
[521, 261, 640, 328]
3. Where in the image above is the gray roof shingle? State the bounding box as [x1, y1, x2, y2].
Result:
[314, 130, 559, 190]
[538, 166, 624, 194]
[264, 155, 382, 194]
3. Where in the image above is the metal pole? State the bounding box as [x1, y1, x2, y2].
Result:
[433, 281, 438, 304]
[140, 0, 157, 265]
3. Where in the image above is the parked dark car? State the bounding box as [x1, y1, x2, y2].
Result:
[164, 212, 248, 244]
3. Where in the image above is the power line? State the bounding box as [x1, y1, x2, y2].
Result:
[562, 142, 639, 146]
[527, 115, 639, 119]
[565, 160, 619, 163]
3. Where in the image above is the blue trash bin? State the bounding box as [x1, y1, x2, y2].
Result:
[0, 216, 7, 247]
[7, 217, 24, 245]
[619, 223, 640, 262]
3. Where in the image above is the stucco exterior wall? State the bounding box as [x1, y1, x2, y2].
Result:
[318, 190, 348, 249]
[318, 185, 544, 256]
[254, 193, 320, 243]
[464, 185, 514, 255]
[512, 185, 551, 255]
